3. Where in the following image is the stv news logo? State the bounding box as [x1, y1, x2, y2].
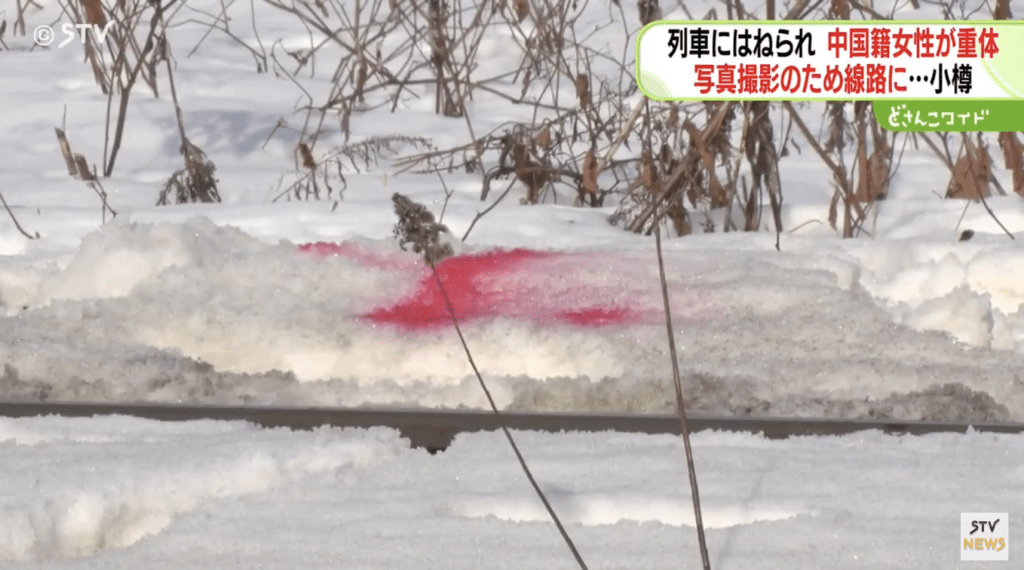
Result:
[962, 513, 1009, 561]
[33, 22, 117, 49]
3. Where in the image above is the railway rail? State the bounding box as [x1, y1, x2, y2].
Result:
[2, 401, 1021, 452]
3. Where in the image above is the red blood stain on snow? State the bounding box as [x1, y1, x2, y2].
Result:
[299, 243, 645, 329]
[297, 242, 415, 270]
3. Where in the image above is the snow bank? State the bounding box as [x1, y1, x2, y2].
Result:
[0, 415, 405, 561]
[1, 219, 1024, 422]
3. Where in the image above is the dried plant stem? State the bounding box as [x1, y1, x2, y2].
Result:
[962, 135, 1014, 240]
[597, 97, 645, 172]
[462, 177, 516, 241]
[653, 221, 712, 570]
[428, 265, 589, 570]
[918, 132, 1014, 240]
[0, 191, 37, 240]
[783, 101, 866, 236]
[104, 4, 164, 176]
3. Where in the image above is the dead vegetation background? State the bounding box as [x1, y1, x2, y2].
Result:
[3, 0, 1021, 237]
[251, 0, 1020, 244]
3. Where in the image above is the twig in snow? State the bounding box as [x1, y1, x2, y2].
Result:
[0, 191, 37, 240]
[428, 265, 590, 570]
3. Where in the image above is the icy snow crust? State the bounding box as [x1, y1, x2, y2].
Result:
[1, 216, 1021, 422]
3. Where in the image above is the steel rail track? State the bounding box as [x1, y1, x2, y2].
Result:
[1, 401, 1021, 452]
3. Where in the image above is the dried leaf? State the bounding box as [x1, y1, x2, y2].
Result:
[298, 143, 316, 170]
[512, 0, 530, 22]
[998, 132, 1024, 196]
[80, 0, 107, 27]
[994, 0, 1011, 19]
[640, 148, 657, 190]
[575, 73, 590, 109]
[830, 0, 850, 19]
[637, 0, 662, 25]
[581, 148, 599, 195]
[73, 154, 96, 181]
[534, 125, 551, 149]
[54, 128, 78, 177]
[946, 137, 990, 200]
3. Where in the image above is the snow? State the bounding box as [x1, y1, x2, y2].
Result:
[0, 0, 1022, 567]
[0, 418, 1018, 568]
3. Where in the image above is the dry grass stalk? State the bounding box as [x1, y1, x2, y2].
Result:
[0, 190, 37, 239]
[682, 119, 728, 208]
[580, 148, 599, 201]
[997, 133, 1024, 196]
[994, 0, 1012, 19]
[946, 136, 990, 200]
[830, 0, 851, 19]
[391, 192, 455, 264]
[68, 0, 113, 96]
[73, 154, 97, 181]
[637, 0, 662, 25]
[666, 200, 692, 236]
[510, 135, 550, 204]
[855, 150, 890, 202]
[657, 144, 692, 236]
[81, 0, 108, 27]
[419, 251, 590, 570]
[52, 126, 116, 221]
[354, 60, 369, 103]
[743, 101, 783, 246]
[916, 132, 1013, 239]
[612, 104, 699, 236]
[784, 101, 866, 237]
[667, 103, 679, 130]
[428, 0, 449, 114]
[853, 102, 891, 203]
[100, 0, 174, 174]
[640, 148, 657, 190]
[652, 214, 711, 570]
[277, 137, 437, 203]
[424, 0, 470, 117]
[706, 102, 735, 161]
[297, 142, 317, 170]
[390, 188, 589, 570]
[54, 128, 79, 177]
[156, 4, 221, 206]
[76, 156, 117, 223]
[158, 140, 221, 205]
[741, 103, 768, 231]
[745, 101, 782, 246]
[575, 73, 591, 109]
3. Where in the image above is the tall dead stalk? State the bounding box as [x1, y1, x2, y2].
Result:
[654, 195, 712, 570]
[391, 194, 589, 570]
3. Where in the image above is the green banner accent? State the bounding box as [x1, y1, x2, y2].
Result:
[873, 100, 1024, 132]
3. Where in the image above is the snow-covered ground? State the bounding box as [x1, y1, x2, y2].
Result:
[0, 0, 1022, 566]
[1, 415, 1019, 568]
